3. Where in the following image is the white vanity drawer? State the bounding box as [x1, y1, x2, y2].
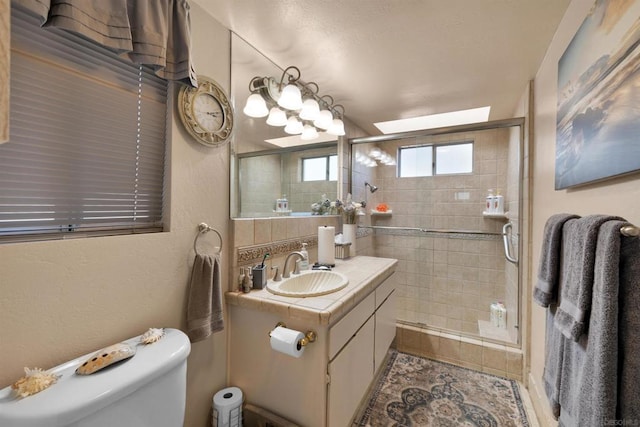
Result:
[329, 292, 375, 360]
[375, 274, 396, 309]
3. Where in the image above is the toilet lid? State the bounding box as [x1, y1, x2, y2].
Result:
[0, 328, 190, 427]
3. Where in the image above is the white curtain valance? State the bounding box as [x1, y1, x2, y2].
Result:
[16, 0, 197, 87]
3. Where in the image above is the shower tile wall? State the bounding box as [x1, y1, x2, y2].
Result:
[356, 128, 517, 342]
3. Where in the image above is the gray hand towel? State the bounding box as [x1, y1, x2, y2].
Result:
[557, 220, 624, 426]
[186, 253, 224, 343]
[554, 215, 622, 341]
[534, 213, 580, 307]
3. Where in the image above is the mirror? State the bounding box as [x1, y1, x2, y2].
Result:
[230, 33, 339, 218]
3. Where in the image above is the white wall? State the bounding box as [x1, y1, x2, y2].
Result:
[0, 4, 231, 426]
[529, 0, 640, 424]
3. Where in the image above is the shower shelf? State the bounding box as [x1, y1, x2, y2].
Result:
[482, 211, 509, 219]
[370, 210, 392, 216]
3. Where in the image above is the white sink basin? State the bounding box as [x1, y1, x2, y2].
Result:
[266, 270, 349, 297]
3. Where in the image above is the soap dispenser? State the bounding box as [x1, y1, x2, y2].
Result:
[299, 243, 310, 271]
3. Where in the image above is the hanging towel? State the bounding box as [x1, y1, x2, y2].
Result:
[534, 213, 580, 307]
[617, 222, 640, 422]
[542, 306, 563, 419]
[554, 214, 623, 341]
[557, 220, 631, 426]
[186, 253, 224, 343]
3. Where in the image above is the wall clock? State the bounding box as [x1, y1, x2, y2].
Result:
[177, 75, 234, 147]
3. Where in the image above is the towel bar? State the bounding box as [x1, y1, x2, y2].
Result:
[194, 222, 222, 255]
[621, 225, 639, 237]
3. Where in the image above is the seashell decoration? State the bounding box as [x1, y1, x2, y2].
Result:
[139, 328, 165, 345]
[75, 343, 136, 375]
[12, 367, 60, 398]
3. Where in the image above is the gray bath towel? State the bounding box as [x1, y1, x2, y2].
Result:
[557, 220, 623, 426]
[554, 215, 622, 341]
[534, 213, 580, 307]
[542, 305, 563, 419]
[186, 253, 224, 343]
[617, 222, 640, 422]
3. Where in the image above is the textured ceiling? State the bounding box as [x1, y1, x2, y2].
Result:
[193, 0, 571, 136]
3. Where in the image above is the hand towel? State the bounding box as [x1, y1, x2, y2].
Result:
[554, 214, 622, 341]
[186, 253, 224, 343]
[534, 213, 580, 307]
[557, 220, 627, 426]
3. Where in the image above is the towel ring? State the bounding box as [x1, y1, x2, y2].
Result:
[194, 222, 222, 256]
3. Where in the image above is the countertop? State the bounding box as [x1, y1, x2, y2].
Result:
[225, 256, 398, 326]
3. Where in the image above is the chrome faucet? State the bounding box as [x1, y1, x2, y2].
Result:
[282, 251, 305, 278]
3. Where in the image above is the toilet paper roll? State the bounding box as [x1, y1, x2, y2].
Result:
[269, 326, 306, 358]
[317, 226, 335, 265]
[213, 386, 243, 427]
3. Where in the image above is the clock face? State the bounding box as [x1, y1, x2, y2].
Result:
[194, 93, 224, 132]
[177, 76, 234, 147]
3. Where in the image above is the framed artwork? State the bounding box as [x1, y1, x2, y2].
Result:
[555, 0, 640, 189]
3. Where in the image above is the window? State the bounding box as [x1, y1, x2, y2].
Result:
[302, 155, 337, 181]
[0, 7, 168, 242]
[398, 142, 473, 177]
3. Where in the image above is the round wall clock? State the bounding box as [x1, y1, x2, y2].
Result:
[177, 76, 234, 147]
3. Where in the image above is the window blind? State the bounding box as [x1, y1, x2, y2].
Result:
[0, 7, 168, 241]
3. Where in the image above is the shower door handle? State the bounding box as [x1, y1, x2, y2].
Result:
[502, 222, 518, 265]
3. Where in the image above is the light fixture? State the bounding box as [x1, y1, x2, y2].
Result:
[327, 104, 346, 136]
[278, 84, 303, 110]
[243, 93, 269, 118]
[284, 116, 303, 135]
[243, 66, 346, 142]
[299, 98, 320, 121]
[314, 110, 333, 130]
[301, 124, 319, 140]
[266, 107, 287, 126]
[355, 146, 396, 167]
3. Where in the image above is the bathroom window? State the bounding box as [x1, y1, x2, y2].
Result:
[0, 8, 168, 242]
[398, 141, 473, 177]
[302, 155, 338, 181]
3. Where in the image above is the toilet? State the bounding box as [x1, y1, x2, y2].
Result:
[0, 328, 191, 427]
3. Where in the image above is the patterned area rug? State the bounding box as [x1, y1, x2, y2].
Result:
[355, 350, 529, 426]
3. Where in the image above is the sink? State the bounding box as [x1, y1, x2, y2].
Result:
[266, 270, 349, 297]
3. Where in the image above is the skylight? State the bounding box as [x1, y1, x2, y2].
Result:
[374, 106, 491, 134]
[264, 133, 337, 148]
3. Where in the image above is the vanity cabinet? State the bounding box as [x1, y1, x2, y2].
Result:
[327, 282, 396, 426]
[226, 256, 397, 427]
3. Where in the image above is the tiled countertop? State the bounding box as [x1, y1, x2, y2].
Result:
[225, 256, 398, 326]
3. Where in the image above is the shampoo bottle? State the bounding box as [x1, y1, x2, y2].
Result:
[485, 189, 495, 213]
[494, 190, 504, 214]
[299, 243, 310, 271]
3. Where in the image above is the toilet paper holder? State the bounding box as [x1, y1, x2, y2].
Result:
[269, 322, 317, 347]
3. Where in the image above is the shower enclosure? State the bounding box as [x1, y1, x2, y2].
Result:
[350, 119, 524, 345]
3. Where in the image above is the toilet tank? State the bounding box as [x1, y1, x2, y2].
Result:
[0, 328, 191, 427]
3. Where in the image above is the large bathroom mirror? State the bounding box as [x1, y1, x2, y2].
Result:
[230, 33, 339, 218]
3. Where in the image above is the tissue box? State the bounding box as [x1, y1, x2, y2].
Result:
[335, 242, 351, 259]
